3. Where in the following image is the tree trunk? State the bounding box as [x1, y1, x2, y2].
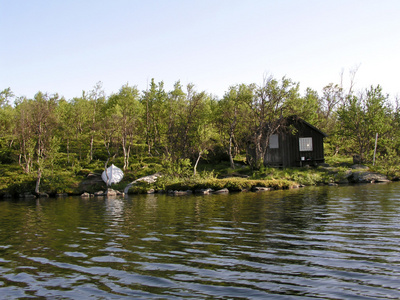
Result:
[89, 134, 94, 161]
[126, 145, 131, 170]
[67, 138, 70, 164]
[35, 167, 41, 194]
[146, 96, 151, 155]
[104, 159, 110, 186]
[122, 136, 128, 170]
[194, 150, 203, 176]
[229, 107, 237, 169]
[228, 134, 235, 169]
[253, 132, 264, 169]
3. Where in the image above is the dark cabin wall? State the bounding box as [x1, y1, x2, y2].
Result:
[264, 117, 326, 167]
[288, 121, 325, 167]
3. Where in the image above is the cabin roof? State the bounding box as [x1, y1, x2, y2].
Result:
[286, 115, 328, 137]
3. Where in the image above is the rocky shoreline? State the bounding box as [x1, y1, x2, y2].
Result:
[80, 188, 125, 198]
[120, 164, 392, 197]
[1, 164, 393, 199]
[320, 164, 390, 184]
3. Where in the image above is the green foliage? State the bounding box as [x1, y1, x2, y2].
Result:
[324, 155, 353, 167]
[0, 147, 14, 164]
[251, 166, 328, 185]
[162, 156, 192, 177]
[155, 176, 296, 193]
[0, 164, 38, 195]
[373, 149, 400, 179]
[244, 76, 302, 169]
[217, 84, 254, 167]
[42, 173, 79, 194]
[2, 76, 400, 196]
[127, 181, 154, 194]
[336, 85, 391, 162]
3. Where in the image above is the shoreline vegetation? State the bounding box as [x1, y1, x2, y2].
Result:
[0, 155, 396, 199]
[2, 75, 400, 199]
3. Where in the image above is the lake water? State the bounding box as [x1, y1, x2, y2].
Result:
[1, 183, 400, 299]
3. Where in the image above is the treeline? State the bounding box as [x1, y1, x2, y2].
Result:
[0, 75, 399, 192]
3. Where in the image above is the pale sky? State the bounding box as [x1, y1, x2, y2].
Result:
[1, 0, 399, 101]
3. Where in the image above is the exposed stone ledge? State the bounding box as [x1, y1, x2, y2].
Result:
[213, 188, 229, 194]
[348, 171, 390, 183]
[168, 190, 193, 196]
[124, 173, 162, 194]
[252, 186, 273, 192]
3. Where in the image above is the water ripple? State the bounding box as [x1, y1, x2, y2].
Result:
[1, 185, 400, 298]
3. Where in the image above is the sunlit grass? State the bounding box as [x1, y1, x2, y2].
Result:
[1, 153, 397, 197]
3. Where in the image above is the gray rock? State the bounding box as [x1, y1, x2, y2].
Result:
[213, 188, 229, 194]
[252, 186, 272, 192]
[349, 171, 390, 183]
[94, 191, 105, 196]
[170, 190, 192, 196]
[19, 192, 36, 199]
[106, 189, 117, 197]
[195, 188, 214, 195]
[56, 193, 68, 197]
[337, 178, 349, 184]
[124, 173, 162, 194]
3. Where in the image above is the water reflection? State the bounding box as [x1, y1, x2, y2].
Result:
[0, 184, 400, 298]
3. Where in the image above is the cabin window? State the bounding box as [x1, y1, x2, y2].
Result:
[269, 134, 279, 148]
[299, 137, 313, 151]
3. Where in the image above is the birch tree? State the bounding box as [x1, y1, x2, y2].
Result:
[0, 88, 16, 163]
[88, 82, 106, 162]
[245, 76, 300, 169]
[108, 84, 143, 170]
[14, 92, 59, 193]
[337, 85, 391, 162]
[141, 79, 168, 155]
[218, 84, 253, 168]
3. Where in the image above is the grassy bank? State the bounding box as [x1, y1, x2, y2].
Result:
[1, 155, 399, 197]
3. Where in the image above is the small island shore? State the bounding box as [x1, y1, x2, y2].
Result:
[1, 159, 395, 199]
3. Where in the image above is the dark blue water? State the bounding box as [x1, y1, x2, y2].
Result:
[1, 183, 400, 299]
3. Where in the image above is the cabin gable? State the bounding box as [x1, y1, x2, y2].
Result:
[264, 116, 327, 167]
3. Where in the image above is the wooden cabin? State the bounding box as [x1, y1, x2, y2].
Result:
[265, 116, 327, 167]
